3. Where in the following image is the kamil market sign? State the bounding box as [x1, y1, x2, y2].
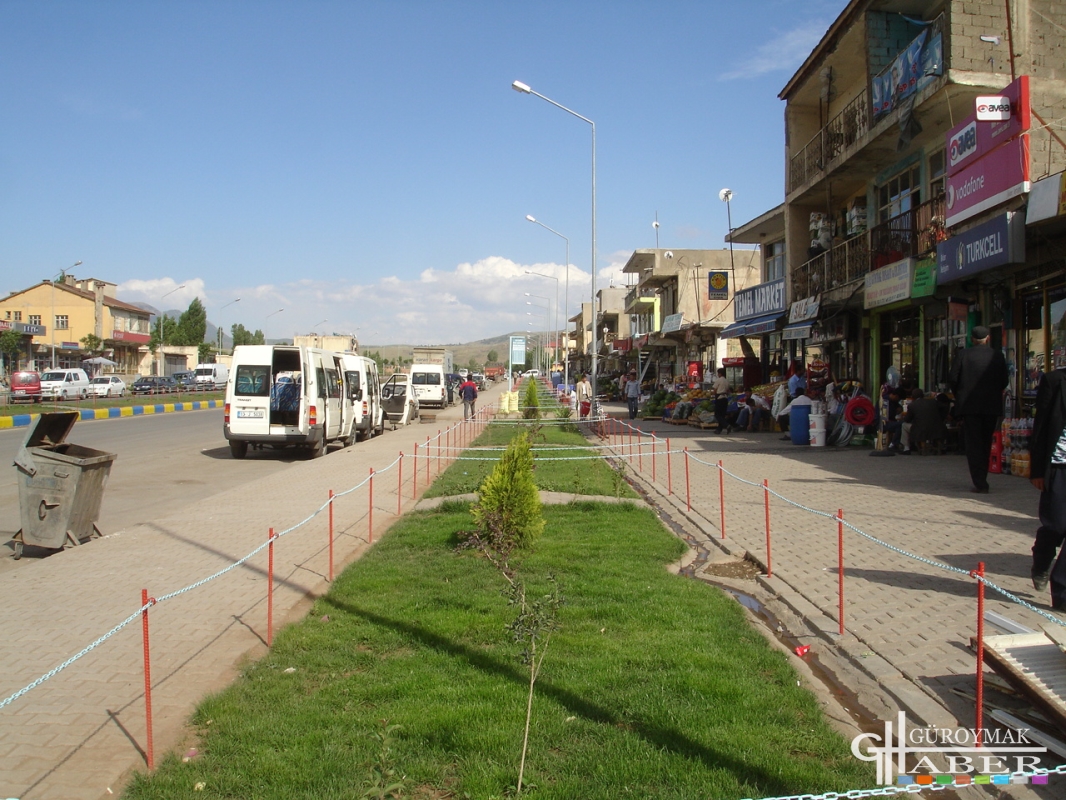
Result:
[734, 279, 786, 322]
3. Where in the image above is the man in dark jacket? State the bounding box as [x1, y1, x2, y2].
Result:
[948, 325, 1009, 493]
[1030, 366, 1066, 609]
[458, 376, 478, 420]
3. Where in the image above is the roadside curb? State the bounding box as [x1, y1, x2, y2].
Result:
[0, 399, 222, 429]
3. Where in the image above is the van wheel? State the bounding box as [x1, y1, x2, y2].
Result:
[229, 440, 248, 459]
[312, 436, 326, 459]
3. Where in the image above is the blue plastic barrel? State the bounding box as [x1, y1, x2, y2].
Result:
[790, 404, 812, 445]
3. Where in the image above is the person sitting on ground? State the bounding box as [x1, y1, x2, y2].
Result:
[736, 393, 770, 432]
[881, 387, 904, 449]
[899, 387, 948, 454]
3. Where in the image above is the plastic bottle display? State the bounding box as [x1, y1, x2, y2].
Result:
[1002, 445, 1012, 476]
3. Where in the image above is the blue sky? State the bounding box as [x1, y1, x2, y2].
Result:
[1, 0, 842, 346]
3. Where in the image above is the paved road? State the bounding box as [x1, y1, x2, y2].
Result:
[0, 385, 496, 799]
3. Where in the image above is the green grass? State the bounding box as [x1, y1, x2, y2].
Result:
[424, 422, 637, 499]
[1, 390, 224, 416]
[123, 502, 873, 799]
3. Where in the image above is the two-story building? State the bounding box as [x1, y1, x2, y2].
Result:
[733, 0, 1064, 409]
[0, 275, 152, 373]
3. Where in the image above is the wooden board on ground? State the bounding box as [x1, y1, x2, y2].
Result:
[689, 420, 718, 430]
[979, 632, 1066, 732]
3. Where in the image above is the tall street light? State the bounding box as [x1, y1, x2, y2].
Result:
[264, 308, 284, 343]
[525, 215, 570, 384]
[156, 284, 186, 377]
[525, 295, 551, 375]
[513, 80, 597, 401]
[525, 269, 561, 382]
[50, 260, 82, 369]
[218, 298, 240, 353]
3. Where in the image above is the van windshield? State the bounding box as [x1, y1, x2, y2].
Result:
[234, 365, 270, 396]
[195, 368, 214, 376]
[41, 372, 66, 381]
[412, 372, 441, 385]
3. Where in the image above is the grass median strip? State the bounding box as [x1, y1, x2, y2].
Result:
[123, 421, 873, 799]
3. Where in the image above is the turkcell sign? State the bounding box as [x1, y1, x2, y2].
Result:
[733, 279, 785, 322]
[937, 211, 1024, 281]
[946, 75, 1030, 175]
[944, 135, 1029, 227]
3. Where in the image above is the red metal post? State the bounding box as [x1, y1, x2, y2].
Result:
[651, 434, 657, 483]
[667, 437, 673, 495]
[328, 489, 334, 582]
[267, 528, 275, 647]
[437, 430, 442, 473]
[629, 426, 633, 465]
[141, 588, 154, 770]
[718, 460, 726, 539]
[413, 442, 418, 499]
[397, 452, 404, 514]
[637, 427, 643, 472]
[369, 468, 374, 543]
[837, 509, 844, 636]
[763, 479, 772, 578]
[684, 447, 691, 511]
[426, 435, 431, 483]
[976, 561, 985, 746]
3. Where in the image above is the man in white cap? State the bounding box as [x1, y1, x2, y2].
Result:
[949, 325, 1009, 493]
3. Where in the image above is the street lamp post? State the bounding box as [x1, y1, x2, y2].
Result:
[264, 309, 284, 343]
[311, 319, 328, 346]
[525, 295, 551, 375]
[513, 80, 597, 402]
[524, 217, 570, 386]
[524, 269, 561, 382]
[218, 298, 241, 353]
[50, 260, 82, 369]
[157, 284, 186, 377]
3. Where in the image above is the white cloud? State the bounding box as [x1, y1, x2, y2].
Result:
[116, 277, 205, 307]
[719, 21, 832, 81]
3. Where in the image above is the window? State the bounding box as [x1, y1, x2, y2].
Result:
[55, 315, 68, 330]
[877, 164, 921, 222]
[4, 311, 9, 320]
[234, 365, 270, 396]
[928, 150, 945, 199]
[413, 372, 441, 385]
[764, 241, 785, 282]
[29, 315, 41, 326]
[13, 311, 22, 321]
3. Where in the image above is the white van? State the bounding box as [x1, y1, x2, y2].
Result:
[194, 363, 229, 390]
[224, 345, 346, 459]
[339, 354, 384, 443]
[410, 363, 447, 409]
[40, 368, 92, 400]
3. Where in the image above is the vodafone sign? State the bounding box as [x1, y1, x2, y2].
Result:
[945, 135, 1030, 227]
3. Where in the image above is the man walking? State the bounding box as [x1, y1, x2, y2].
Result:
[576, 373, 593, 419]
[712, 367, 731, 434]
[625, 369, 640, 420]
[1030, 365, 1066, 609]
[458, 374, 478, 420]
[948, 325, 1009, 493]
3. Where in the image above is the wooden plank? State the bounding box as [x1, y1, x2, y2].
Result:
[1043, 624, 1066, 654]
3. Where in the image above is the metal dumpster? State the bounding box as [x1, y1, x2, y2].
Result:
[11, 412, 117, 559]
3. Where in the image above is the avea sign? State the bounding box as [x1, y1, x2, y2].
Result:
[734, 279, 786, 322]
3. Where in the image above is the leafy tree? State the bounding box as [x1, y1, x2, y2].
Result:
[197, 342, 214, 363]
[80, 333, 104, 355]
[522, 377, 540, 420]
[486, 349, 498, 364]
[470, 431, 543, 552]
[467, 358, 479, 373]
[149, 315, 179, 353]
[173, 298, 207, 346]
[0, 329, 23, 373]
[230, 323, 265, 347]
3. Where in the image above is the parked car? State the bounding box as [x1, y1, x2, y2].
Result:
[89, 376, 127, 398]
[172, 371, 198, 391]
[472, 372, 486, 390]
[132, 376, 176, 395]
[9, 370, 42, 403]
[40, 368, 92, 400]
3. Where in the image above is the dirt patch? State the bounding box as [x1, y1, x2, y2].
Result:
[701, 558, 762, 581]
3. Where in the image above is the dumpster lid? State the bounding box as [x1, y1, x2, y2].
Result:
[13, 411, 80, 476]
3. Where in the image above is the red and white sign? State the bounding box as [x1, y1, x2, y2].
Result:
[945, 135, 1030, 227]
[112, 330, 151, 344]
[946, 75, 1029, 175]
[976, 95, 1012, 121]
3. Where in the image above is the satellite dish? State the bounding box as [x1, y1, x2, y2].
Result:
[718, 188, 733, 202]
[652, 220, 660, 229]
[665, 251, 674, 259]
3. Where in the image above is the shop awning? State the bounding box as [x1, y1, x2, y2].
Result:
[782, 322, 813, 341]
[719, 313, 784, 339]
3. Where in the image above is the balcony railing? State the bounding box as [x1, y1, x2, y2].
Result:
[790, 195, 945, 299]
[789, 89, 870, 194]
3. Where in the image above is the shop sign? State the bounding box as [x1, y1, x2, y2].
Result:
[707, 271, 729, 300]
[936, 211, 1024, 281]
[976, 95, 1011, 122]
[864, 258, 916, 309]
[509, 335, 526, 365]
[686, 361, 704, 383]
[911, 258, 937, 298]
[782, 325, 811, 341]
[1026, 170, 1066, 225]
[613, 338, 631, 352]
[661, 313, 684, 334]
[948, 301, 968, 322]
[0, 320, 45, 335]
[946, 76, 1029, 175]
[788, 295, 820, 324]
[722, 357, 746, 366]
[944, 134, 1030, 227]
[61, 341, 80, 350]
[810, 317, 846, 343]
[734, 278, 786, 322]
[111, 330, 151, 344]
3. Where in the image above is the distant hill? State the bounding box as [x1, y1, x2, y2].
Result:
[362, 332, 528, 369]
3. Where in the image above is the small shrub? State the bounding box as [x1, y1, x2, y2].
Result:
[522, 378, 540, 420]
[469, 431, 544, 557]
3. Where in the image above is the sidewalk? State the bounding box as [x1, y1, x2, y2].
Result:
[0, 390, 494, 799]
[599, 405, 1055, 745]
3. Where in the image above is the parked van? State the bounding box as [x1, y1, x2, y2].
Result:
[381, 373, 419, 426]
[410, 363, 447, 409]
[9, 371, 42, 403]
[194, 363, 229, 390]
[339, 353, 384, 443]
[39, 368, 91, 400]
[224, 345, 346, 459]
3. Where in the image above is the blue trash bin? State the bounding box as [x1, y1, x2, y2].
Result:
[790, 404, 811, 445]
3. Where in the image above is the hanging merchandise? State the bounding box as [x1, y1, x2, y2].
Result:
[844, 395, 875, 427]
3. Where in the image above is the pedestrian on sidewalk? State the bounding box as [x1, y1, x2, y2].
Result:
[1029, 365, 1066, 609]
[625, 369, 640, 420]
[948, 325, 1009, 493]
[576, 373, 593, 419]
[712, 367, 731, 434]
[458, 375, 478, 420]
